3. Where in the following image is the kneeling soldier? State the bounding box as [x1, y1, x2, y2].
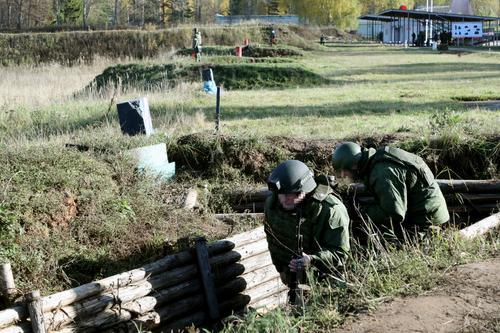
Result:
[264, 160, 350, 305]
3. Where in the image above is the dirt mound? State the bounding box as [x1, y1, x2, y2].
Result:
[338, 257, 500, 333]
[86, 62, 328, 93]
[170, 133, 499, 181]
[176, 45, 303, 58]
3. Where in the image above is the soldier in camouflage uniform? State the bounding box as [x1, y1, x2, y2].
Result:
[331, 142, 449, 237]
[264, 160, 350, 296]
[192, 28, 202, 62]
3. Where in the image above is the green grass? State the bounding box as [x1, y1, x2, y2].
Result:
[0, 39, 498, 297]
[220, 228, 499, 333]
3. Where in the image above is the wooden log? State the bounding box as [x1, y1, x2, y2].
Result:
[44, 249, 243, 331]
[161, 294, 251, 332]
[343, 180, 500, 196]
[446, 193, 500, 204]
[448, 203, 499, 214]
[214, 212, 265, 220]
[0, 307, 26, 329]
[459, 212, 500, 239]
[26, 291, 45, 333]
[436, 179, 500, 194]
[229, 180, 500, 204]
[232, 202, 266, 213]
[63, 278, 249, 333]
[0, 264, 15, 299]
[40, 239, 233, 314]
[183, 188, 198, 210]
[0, 227, 269, 332]
[0, 322, 31, 333]
[120, 279, 201, 315]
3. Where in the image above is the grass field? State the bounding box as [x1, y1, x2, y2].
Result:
[1, 45, 499, 142]
[0, 38, 499, 331]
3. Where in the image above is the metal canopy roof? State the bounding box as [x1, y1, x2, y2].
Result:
[376, 9, 500, 22]
[359, 14, 394, 22]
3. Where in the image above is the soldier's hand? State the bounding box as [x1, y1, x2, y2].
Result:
[289, 253, 312, 272]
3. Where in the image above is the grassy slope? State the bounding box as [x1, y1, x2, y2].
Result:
[0, 40, 498, 298]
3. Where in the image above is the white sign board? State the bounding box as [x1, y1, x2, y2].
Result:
[452, 22, 483, 38]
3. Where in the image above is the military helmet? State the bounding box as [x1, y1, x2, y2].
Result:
[267, 160, 316, 194]
[331, 142, 362, 171]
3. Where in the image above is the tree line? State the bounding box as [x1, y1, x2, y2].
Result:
[0, 0, 498, 31]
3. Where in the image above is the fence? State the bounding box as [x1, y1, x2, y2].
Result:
[0, 227, 286, 333]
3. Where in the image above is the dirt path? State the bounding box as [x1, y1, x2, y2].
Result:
[338, 257, 500, 333]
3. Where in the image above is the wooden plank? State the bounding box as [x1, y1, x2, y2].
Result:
[244, 277, 287, 305]
[459, 212, 500, 239]
[242, 264, 281, 291]
[249, 290, 288, 311]
[224, 226, 266, 248]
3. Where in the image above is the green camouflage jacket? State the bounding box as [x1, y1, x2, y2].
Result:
[358, 147, 449, 229]
[264, 176, 350, 278]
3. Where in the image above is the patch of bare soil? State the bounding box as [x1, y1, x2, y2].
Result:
[338, 257, 500, 333]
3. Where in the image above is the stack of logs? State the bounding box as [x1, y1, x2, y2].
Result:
[0, 228, 286, 333]
[229, 179, 500, 217]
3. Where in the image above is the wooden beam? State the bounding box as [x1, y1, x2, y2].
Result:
[195, 237, 220, 321]
[459, 212, 500, 239]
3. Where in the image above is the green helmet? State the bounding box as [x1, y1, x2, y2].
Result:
[331, 142, 362, 171]
[267, 160, 316, 194]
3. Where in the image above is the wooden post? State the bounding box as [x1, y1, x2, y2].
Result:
[215, 86, 221, 132]
[26, 290, 45, 333]
[183, 188, 198, 210]
[195, 237, 220, 322]
[0, 263, 15, 306]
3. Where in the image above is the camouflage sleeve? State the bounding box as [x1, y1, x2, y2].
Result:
[310, 201, 350, 270]
[364, 164, 407, 225]
[263, 196, 285, 273]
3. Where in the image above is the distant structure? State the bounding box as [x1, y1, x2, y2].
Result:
[214, 14, 299, 25]
[358, 2, 499, 46]
[450, 0, 474, 15]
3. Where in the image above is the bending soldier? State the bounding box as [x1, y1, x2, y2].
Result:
[264, 160, 350, 303]
[331, 142, 449, 238]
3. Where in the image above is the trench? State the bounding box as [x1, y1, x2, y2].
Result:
[169, 133, 499, 226]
